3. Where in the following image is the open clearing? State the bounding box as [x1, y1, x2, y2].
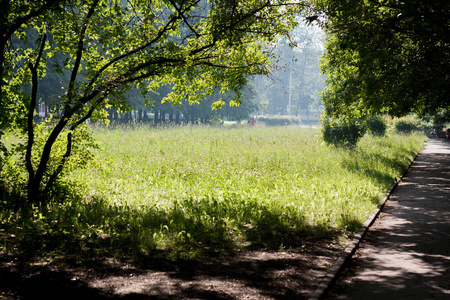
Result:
[1, 126, 426, 299]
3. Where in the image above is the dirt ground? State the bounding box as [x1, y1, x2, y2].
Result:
[0, 236, 347, 299]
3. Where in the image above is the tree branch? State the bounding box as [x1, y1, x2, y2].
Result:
[25, 33, 47, 184]
[2, 0, 61, 45]
[168, 0, 201, 38]
[67, 0, 100, 104]
[43, 96, 105, 195]
[85, 12, 181, 94]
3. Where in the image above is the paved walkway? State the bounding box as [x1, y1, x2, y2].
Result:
[326, 139, 450, 299]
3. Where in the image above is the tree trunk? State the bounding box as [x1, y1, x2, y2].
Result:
[25, 34, 47, 205]
[296, 52, 308, 117]
[27, 177, 41, 205]
[142, 110, 149, 122]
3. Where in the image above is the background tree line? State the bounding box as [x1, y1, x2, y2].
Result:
[30, 22, 326, 125]
[252, 21, 325, 119]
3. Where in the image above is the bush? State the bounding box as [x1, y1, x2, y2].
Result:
[322, 118, 367, 148]
[419, 111, 449, 138]
[257, 116, 301, 126]
[366, 115, 387, 136]
[395, 120, 418, 134]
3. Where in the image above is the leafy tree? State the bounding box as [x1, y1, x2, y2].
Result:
[0, 0, 64, 131]
[1, 0, 305, 205]
[210, 84, 257, 122]
[316, 0, 450, 119]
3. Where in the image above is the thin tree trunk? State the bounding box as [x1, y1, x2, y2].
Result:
[44, 98, 103, 195]
[295, 51, 308, 117]
[26, 34, 47, 205]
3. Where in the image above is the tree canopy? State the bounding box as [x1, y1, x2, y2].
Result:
[316, 0, 450, 119]
[0, 0, 307, 204]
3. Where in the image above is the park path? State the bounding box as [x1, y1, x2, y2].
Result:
[325, 138, 450, 299]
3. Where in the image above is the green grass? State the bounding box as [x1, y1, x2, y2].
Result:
[0, 125, 427, 261]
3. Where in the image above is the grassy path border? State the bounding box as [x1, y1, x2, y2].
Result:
[308, 152, 419, 300]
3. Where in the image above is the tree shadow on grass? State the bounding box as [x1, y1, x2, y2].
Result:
[1, 189, 351, 299]
[342, 147, 416, 190]
[0, 176, 361, 299]
[2, 192, 339, 260]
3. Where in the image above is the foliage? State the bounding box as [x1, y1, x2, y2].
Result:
[0, 0, 63, 131]
[1, 0, 306, 205]
[257, 115, 301, 126]
[419, 109, 450, 137]
[394, 119, 419, 134]
[0, 124, 99, 202]
[0, 126, 426, 260]
[366, 115, 387, 137]
[181, 85, 258, 123]
[322, 117, 366, 148]
[316, 0, 450, 118]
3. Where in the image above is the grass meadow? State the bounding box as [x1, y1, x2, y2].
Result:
[1, 125, 427, 261]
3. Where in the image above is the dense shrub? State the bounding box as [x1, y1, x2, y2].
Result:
[257, 116, 301, 126]
[419, 111, 449, 138]
[322, 118, 367, 148]
[366, 115, 387, 136]
[395, 120, 418, 134]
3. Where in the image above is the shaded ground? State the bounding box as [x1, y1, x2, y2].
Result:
[326, 139, 450, 299]
[0, 237, 345, 299]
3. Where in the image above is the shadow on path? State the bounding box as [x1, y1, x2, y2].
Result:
[326, 139, 450, 300]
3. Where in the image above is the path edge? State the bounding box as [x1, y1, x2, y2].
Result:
[307, 152, 420, 300]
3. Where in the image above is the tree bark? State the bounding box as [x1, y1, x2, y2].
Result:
[26, 34, 47, 205]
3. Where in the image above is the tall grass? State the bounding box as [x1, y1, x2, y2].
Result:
[1, 125, 426, 260]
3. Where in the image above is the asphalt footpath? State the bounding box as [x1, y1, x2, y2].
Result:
[324, 138, 450, 300]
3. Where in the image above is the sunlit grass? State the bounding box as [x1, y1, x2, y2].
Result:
[69, 126, 424, 253]
[1, 124, 427, 260]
